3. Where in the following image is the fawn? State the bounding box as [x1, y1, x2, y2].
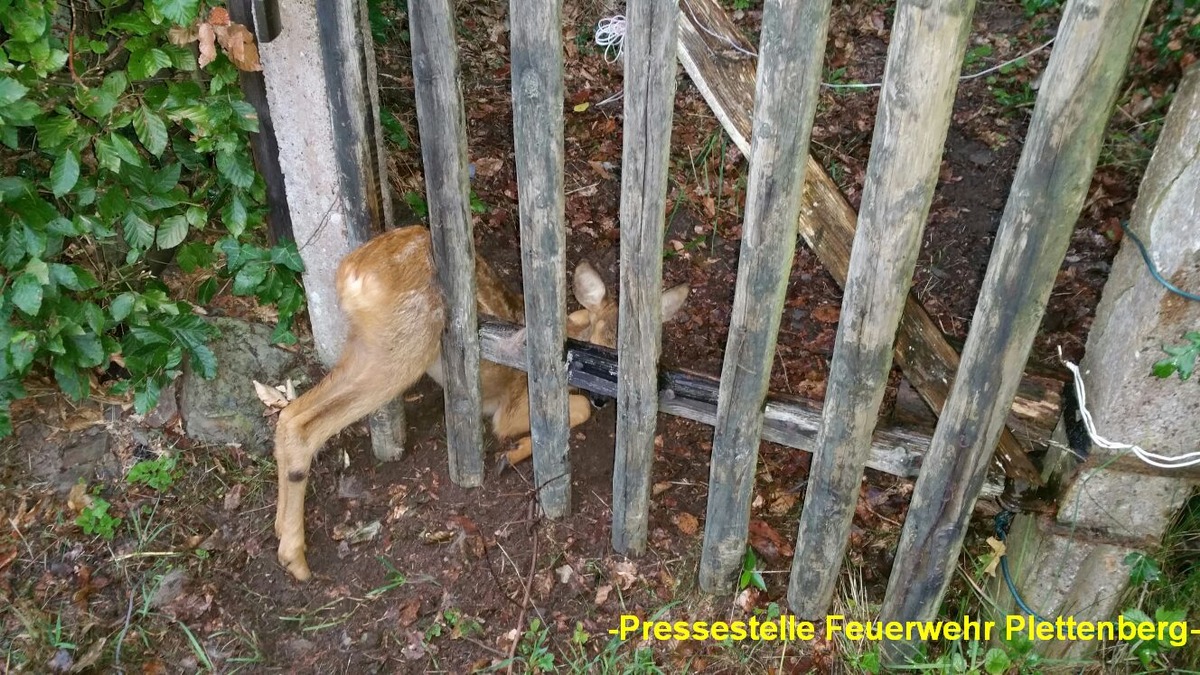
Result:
[274, 225, 689, 580]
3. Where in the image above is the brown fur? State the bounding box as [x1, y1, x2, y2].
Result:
[274, 226, 689, 580]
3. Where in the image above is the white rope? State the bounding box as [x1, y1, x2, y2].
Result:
[595, 15, 627, 63]
[1061, 347, 1200, 469]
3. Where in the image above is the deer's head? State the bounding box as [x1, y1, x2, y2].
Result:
[566, 262, 690, 349]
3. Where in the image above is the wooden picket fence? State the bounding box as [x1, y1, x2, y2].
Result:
[288, 0, 1150, 658]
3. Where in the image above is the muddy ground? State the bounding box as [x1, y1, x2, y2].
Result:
[3, 0, 1196, 672]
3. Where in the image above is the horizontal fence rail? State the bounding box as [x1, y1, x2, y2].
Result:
[475, 318, 1002, 498]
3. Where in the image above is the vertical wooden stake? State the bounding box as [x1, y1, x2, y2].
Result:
[697, 0, 832, 593]
[611, 0, 680, 555]
[409, 0, 485, 485]
[787, 0, 977, 618]
[877, 0, 1151, 660]
[510, 0, 571, 517]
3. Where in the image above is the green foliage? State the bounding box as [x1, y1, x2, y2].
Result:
[403, 190, 428, 219]
[516, 618, 556, 672]
[1152, 331, 1200, 381]
[738, 548, 766, 591]
[1125, 551, 1164, 585]
[1122, 607, 1188, 669]
[1149, 0, 1200, 65]
[76, 493, 122, 540]
[380, 108, 410, 150]
[366, 0, 408, 44]
[0, 0, 305, 435]
[1020, 0, 1063, 17]
[126, 454, 178, 491]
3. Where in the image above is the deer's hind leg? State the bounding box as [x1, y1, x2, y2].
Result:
[274, 336, 432, 581]
[495, 391, 593, 469]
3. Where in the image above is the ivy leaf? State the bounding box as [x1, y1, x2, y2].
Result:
[221, 192, 247, 236]
[68, 332, 106, 368]
[3, 9, 47, 43]
[122, 211, 155, 250]
[153, 0, 202, 26]
[233, 260, 269, 295]
[270, 243, 305, 272]
[0, 177, 35, 201]
[93, 136, 121, 173]
[129, 48, 173, 81]
[0, 76, 29, 106]
[177, 241, 214, 272]
[216, 149, 254, 189]
[185, 205, 207, 228]
[109, 292, 136, 322]
[133, 106, 169, 157]
[53, 358, 90, 402]
[156, 214, 188, 249]
[196, 277, 218, 304]
[109, 132, 145, 168]
[50, 151, 80, 197]
[34, 114, 79, 151]
[10, 332, 38, 372]
[49, 263, 93, 291]
[12, 274, 44, 316]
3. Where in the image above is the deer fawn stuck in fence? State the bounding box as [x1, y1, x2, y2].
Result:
[273, 225, 690, 580]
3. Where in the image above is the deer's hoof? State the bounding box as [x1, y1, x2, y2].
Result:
[494, 454, 513, 477]
[278, 540, 312, 581]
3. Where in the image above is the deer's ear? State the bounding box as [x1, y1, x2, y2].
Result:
[661, 284, 689, 322]
[573, 262, 607, 311]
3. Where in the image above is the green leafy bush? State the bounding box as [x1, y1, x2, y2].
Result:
[0, 0, 305, 436]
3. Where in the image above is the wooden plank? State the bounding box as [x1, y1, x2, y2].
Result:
[315, 1, 390, 249]
[227, 0, 290, 244]
[509, 0, 571, 517]
[697, 0, 833, 593]
[476, 318, 1006, 496]
[787, 0, 978, 618]
[611, 0, 681, 556]
[877, 0, 1152, 660]
[408, 0, 485, 484]
[315, 0, 405, 460]
[675, 0, 1044, 484]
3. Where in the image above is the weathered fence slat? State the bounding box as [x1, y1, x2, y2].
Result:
[227, 0, 289, 244]
[877, 0, 1152, 659]
[510, 0, 572, 517]
[408, 0, 485, 484]
[787, 0, 978, 618]
[611, 0, 681, 555]
[315, 0, 404, 461]
[697, 0, 833, 593]
[674, 0, 1047, 483]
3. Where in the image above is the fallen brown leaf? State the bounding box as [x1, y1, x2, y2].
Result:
[213, 23, 262, 72]
[197, 23, 217, 68]
[748, 519, 794, 561]
[594, 583, 612, 606]
[673, 512, 699, 536]
[398, 598, 421, 626]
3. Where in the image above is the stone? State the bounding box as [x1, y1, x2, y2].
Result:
[149, 568, 189, 609]
[142, 381, 179, 428]
[178, 317, 303, 454]
[17, 419, 113, 493]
